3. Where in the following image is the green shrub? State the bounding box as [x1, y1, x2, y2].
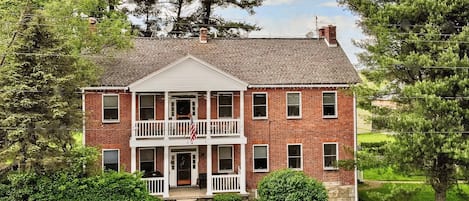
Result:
[360, 142, 388, 154]
[257, 169, 328, 201]
[214, 193, 243, 201]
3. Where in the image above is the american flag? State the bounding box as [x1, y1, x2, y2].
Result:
[190, 117, 197, 143]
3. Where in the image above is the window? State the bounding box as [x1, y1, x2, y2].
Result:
[218, 93, 233, 118]
[323, 92, 337, 118]
[140, 95, 155, 120]
[287, 144, 302, 170]
[324, 143, 338, 170]
[103, 95, 119, 122]
[218, 146, 233, 172]
[140, 149, 155, 173]
[286, 92, 301, 118]
[253, 93, 268, 119]
[253, 145, 269, 172]
[103, 149, 119, 171]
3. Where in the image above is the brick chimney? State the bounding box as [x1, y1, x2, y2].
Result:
[319, 25, 337, 47]
[199, 27, 208, 43]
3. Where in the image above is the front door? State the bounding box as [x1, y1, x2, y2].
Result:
[176, 100, 191, 120]
[177, 153, 191, 186]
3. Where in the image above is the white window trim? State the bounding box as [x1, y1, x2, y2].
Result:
[102, 94, 120, 123]
[218, 145, 234, 173]
[287, 144, 303, 170]
[102, 149, 120, 171]
[253, 144, 269, 172]
[322, 91, 338, 118]
[217, 92, 233, 119]
[139, 95, 155, 120]
[252, 92, 268, 120]
[139, 148, 156, 172]
[323, 142, 339, 170]
[286, 92, 302, 119]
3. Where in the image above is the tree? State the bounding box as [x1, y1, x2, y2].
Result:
[257, 169, 328, 201]
[0, 0, 132, 173]
[338, 0, 469, 201]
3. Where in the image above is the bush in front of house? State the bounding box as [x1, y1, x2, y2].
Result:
[214, 193, 243, 201]
[257, 169, 328, 201]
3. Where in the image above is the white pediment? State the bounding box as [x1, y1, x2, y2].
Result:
[129, 55, 248, 92]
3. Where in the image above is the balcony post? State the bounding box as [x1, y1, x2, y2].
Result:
[240, 91, 244, 136]
[240, 143, 247, 194]
[164, 91, 169, 140]
[206, 144, 213, 196]
[206, 91, 211, 138]
[131, 92, 136, 140]
[163, 146, 170, 198]
[131, 147, 136, 173]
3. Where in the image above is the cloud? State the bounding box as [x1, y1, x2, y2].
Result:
[319, 1, 339, 8]
[264, 0, 297, 6]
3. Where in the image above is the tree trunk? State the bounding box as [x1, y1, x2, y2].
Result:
[203, 0, 211, 25]
[435, 190, 446, 201]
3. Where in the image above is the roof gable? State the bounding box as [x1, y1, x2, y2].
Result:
[128, 55, 248, 92]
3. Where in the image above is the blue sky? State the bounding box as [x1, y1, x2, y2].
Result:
[214, 0, 367, 65]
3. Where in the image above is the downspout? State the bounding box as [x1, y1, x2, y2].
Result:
[82, 88, 86, 146]
[353, 93, 358, 201]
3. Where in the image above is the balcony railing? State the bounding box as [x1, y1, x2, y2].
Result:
[134, 119, 241, 139]
[142, 177, 164, 195]
[212, 174, 241, 193]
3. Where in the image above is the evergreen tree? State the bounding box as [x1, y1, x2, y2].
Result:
[339, 1, 469, 200]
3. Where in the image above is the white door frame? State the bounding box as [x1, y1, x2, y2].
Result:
[169, 93, 198, 120]
[169, 146, 199, 187]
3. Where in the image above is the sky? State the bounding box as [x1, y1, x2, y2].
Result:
[213, 0, 368, 65]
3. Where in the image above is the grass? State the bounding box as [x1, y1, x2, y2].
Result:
[359, 183, 469, 201]
[364, 167, 425, 181]
[358, 133, 394, 143]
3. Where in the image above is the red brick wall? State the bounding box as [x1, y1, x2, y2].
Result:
[84, 88, 355, 189]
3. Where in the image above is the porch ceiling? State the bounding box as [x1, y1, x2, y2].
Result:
[128, 55, 248, 92]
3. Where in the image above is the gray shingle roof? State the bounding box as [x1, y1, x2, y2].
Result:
[96, 38, 361, 86]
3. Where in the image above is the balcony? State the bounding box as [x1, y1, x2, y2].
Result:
[134, 119, 241, 139]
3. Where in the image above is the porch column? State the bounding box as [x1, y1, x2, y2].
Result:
[239, 91, 244, 136]
[206, 91, 211, 138]
[164, 91, 169, 140]
[130, 147, 136, 173]
[240, 143, 247, 194]
[206, 144, 213, 196]
[131, 92, 136, 140]
[163, 146, 170, 198]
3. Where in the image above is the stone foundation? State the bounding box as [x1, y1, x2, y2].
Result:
[324, 183, 355, 201]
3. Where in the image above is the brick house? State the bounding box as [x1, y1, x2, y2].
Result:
[83, 26, 360, 200]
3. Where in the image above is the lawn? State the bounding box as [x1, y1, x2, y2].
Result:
[357, 133, 394, 143]
[364, 167, 425, 181]
[359, 183, 469, 201]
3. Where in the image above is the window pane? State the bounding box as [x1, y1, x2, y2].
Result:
[140, 96, 154, 108]
[219, 159, 233, 170]
[253, 106, 266, 117]
[254, 146, 267, 158]
[253, 94, 266, 105]
[288, 158, 301, 169]
[288, 106, 300, 116]
[104, 109, 118, 120]
[323, 106, 335, 116]
[323, 93, 335, 104]
[288, 145, 300, 156]
[140, 108, 154, 120]
[103, 150, 118, 171]
[219, 94, 232, 105]
[254, 158, 267, 169]
[324, 156, 337, 167]
[140, 149, 154, 162]
[219, 107, 232, 118]
[140, 162, 154, 173]
[219, 147, 232, 159]
[104, 96, 118, 107]
[324, 144, 337, 155]
[287, 93, 299, 104]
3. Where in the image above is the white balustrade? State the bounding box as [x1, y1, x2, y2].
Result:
[135, 120, 165, 138]
[212, 174, 241, 193]
[210, 119, 240, 136]
[142, 177, 164, 195]
[134, 119, 240, 138]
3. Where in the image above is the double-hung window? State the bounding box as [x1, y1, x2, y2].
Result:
[218, 146, 233, 172]
[140, 148, 155, 173]
[103, 94, 119, 122]
[140, 95, 155, 120]
[253, 145, 269, 172]
[218, 93, 233, 118]
[324, 143, 338, 170]
[286, 92, 301, 118]
[253, 93, 268, 119]
[287, 144, 302, 170]
[103, 149, 119, 171]
[322, 91, 337, 118]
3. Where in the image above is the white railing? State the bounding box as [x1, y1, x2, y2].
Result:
[142, 177, 164, 195]
[212, 174, 241, 193]
[210, 119, 240, 136]
[135, 120, 165, 138]
[134, 119, 240, 138]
